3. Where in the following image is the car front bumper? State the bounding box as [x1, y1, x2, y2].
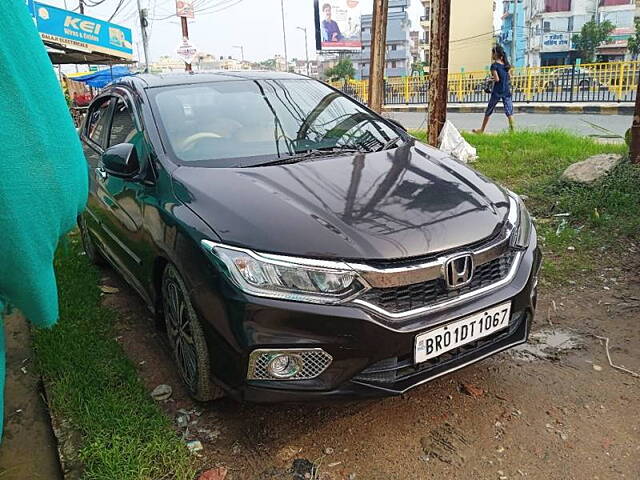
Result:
[194, 234, 542, 402]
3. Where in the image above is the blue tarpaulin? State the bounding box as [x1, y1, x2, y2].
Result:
[71, 66, 132, 88]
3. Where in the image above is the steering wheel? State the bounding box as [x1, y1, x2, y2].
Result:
[181, 132, 223, 152]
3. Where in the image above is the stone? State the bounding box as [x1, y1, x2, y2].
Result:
[150, 384, 172, 401]
[99, 285, 120, 294]
[198, 467, 227, 480]
[560, 154, 623, 184]
[186, 440, 203, 453]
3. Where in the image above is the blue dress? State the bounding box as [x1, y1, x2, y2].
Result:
[0, 0, 88, 438]
[486, 62, 514, 117]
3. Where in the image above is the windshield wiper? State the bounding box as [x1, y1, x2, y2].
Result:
[254, 146, 363, 167]
[377, 136, 402, 151]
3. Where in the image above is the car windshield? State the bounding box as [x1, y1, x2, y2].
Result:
[150, 78, 399, 167]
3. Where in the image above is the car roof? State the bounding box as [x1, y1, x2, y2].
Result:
[114, 70, 309, 89]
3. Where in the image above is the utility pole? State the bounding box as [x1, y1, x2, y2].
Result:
[181, 16, 192, 72]
[280, 0, 288, 71]
[297, 26, 310, 76]
[78, 0, 84, 14]
[630, 73, 640, 164]
[511, 0, 517, 66]
[368, 0, 389, 113]
[136, 0, 150, 72]
[427, 0, 451, 146]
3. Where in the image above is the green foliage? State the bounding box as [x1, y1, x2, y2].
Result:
[259, 58, 277, 71]
[411, 60, 427, 76]
[627, 19, 640, 58]
[410, 129, 635, 284]
[572, 20, 615, 63]
[325, 58, 356, 81]
[34, 242, 195, 480]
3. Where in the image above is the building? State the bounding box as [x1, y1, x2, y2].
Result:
[150, 55, 188, 73]
[410, 30, 421, 66]
[419, 0, 494, 73]
[597, 0, 636, 61]
[419, 0, 431, 65]
[500, 0, 527, 67]
[524, 0, 636, 66]
[448, 0, 494, 72]
[292, 59, 319, 77]
[349, 0, 413, 79]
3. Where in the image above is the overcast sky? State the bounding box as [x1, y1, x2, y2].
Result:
[45, 0, 501, 63]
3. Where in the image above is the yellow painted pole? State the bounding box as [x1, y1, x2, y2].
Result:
[404, 76, 409, 103]
[618, 62, 625, 100]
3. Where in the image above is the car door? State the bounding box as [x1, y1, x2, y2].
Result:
[93, 91, 151, 296]
[82, 95, 115, 254]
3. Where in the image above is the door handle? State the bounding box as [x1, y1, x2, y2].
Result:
[96, 167, 108, 180]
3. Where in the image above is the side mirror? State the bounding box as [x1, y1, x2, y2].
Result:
[102, 143, 139, 179]
[386, 117, 407, 132]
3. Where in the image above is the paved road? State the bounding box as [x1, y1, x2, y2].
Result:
[388, 111, 631, 137]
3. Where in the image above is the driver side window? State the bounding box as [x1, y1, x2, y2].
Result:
[86, 97, 113, 148]
[109, 98, 138, 147]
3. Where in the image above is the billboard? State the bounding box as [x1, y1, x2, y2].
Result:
[32, 2, 133, 60]
[314, 0, 362, 52]
[176, 0, 195, 19]
[541, 33, 571, 52]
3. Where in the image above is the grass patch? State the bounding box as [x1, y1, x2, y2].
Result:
[411, 129, 637, 284]
[33, 240, 195, 480]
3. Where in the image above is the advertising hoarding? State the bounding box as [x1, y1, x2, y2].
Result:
[33, 2, 133, 60]
[176, 0, 195, 19]
[541, 33, 571, 52]
[314, 0, 362, 52]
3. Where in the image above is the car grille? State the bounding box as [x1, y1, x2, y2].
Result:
[358, 250, 517, 315]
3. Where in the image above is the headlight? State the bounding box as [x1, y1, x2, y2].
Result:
[508, 193, 532, 250]
[201, 240, 363, 304]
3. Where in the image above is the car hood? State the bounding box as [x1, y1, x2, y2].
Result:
[171, 142, 510, 261]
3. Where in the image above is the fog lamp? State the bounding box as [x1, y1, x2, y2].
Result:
[266, 354, 302, 379]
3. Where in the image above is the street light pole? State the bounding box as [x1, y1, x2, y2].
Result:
[280, 0, 288, 71]
[297, 26, 310, 76]
[233, 45, 244, 62]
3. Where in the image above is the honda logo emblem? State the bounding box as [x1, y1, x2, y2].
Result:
[444, 254, 474, 289]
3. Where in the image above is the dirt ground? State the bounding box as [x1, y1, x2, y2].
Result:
[101, 253, 640, 480]
[0, 314, 63, 480]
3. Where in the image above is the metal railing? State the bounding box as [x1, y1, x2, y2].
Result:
[329, 60, 639, 104]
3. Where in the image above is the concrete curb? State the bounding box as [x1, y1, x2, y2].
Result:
[383, 104, 634, 115]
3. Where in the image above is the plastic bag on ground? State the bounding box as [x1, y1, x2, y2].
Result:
[438, 120, 477, 163]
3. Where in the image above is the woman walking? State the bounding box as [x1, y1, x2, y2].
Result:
[474, 45, 515, 134]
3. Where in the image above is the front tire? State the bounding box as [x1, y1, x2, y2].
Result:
[162, 264, 224, 401]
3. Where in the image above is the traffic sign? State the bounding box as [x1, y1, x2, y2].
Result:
[176, 38, 197, 65]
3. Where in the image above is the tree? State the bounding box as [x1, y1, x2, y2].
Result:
[411, 60, 427, 76]
[324, 58, 356, 82]
[572, 20, 615, 63]
[627, 19, 640, 59]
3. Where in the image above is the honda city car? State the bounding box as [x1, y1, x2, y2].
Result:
[78, 72, 541, 402]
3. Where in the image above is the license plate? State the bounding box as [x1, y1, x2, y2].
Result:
[415, 302, 512, 364]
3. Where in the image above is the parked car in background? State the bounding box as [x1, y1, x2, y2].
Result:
[543, 66, 607, 92]
[78, 72, 541, 402]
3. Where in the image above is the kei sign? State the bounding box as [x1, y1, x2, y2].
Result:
[32, 2, 132, 59]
